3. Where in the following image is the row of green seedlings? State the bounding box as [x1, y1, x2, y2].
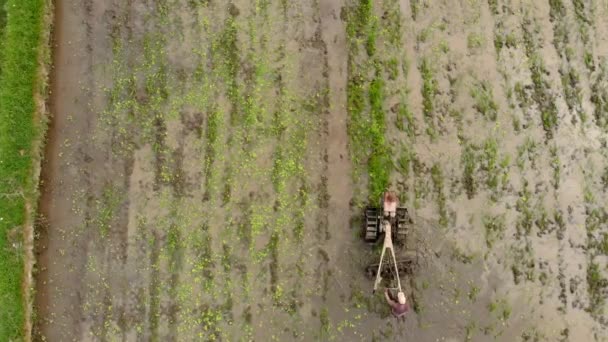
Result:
[381, 0, 416, 141]
[548, 0, 587, 125]
[178, 12, 238, 339]
[461, 137, 510, 201]
[245, 4, 297, 317]
[167, 198, 224, 337]
[344, 0, 415, 334]
[590, 62, 608, 131]
[583, 177, 608, 317]
[464, 3, 502, 124]
[509, 142, 554, 285]
[104, 28, 178, 197]
[380, 0, 418, 213]
[215, 5, 282, 336]
[490, 1, 530, 134]
[520, 12, 559, 138]
[419, 58, 439, 139]
[396, 145, 449, 231]
[132, 5, 230, 336]
[93, 11, 147, 339]
[205, 13, 240, 204]
[345, 0, 392, 203]
[222, 2, 312, 325]
[102, 3, 234, 340]
[555, 0, 608, 131]
[463, 297, 512, 339]
[569, 0, 594, 64]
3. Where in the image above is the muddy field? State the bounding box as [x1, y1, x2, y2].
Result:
[34, 0, 608, 341]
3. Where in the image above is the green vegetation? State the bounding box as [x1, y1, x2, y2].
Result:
[550, 145, 561, 189]
[410, 0, 420, 20]
[94, 185, 123, 238]
[487, 0, 498, 15]
[395, 102, 415, 138]
[515, 181, 534, 237]
[516, 137, 537, 170]
[368, 72, 391, 200]
[601, 167, 608, 191]
[488, 298, 511, 321]
[482, 138, 501, 190]
[471, 81, 498, 121]
[26, 0, 608, 338]
[0, 0, 6, 73]
[522, 16, 558, 138]
[346, 0, 395, 202]
[386, 57, 399, 80]
[586, 261, 607, 315]
[431, 164, 448, 228]
[591, 63, 608, 130]
[549, 0, 586, 125]
[0, 0, 49, 339]
[467, 32, 484, 50]
[462, 143, 477, 199]
[419, 58, 438, 139]
[484, 214, 506, 248]
[461, 138, 509, 199]
[548, 0, 565, 22]
[468, 285, 480, 301]
[494, 30, 517, 55]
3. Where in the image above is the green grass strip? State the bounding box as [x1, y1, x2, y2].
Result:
[0, 0, 47, 340]
[368, 70, 391, 200]
[346, 0, 392, 203]
[0, 0, 7, 74]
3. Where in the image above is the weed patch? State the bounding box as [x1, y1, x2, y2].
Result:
[467, 32, 484, 51]
[471, 81, 498, 121]
[484, 214, 506, 248]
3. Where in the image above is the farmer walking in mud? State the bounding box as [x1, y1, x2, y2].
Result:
[384, 289, 409, 318]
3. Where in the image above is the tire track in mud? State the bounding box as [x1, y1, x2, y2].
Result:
[84, 0, 143, 339]
[319, 0, 351, 259]
[316, 0, 359, 337]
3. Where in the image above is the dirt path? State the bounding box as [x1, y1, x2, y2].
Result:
[35, 0, 104, 340]
[320, 0, 352, 245]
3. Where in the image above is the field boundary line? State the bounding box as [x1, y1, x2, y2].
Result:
[23, 0, 54, 340]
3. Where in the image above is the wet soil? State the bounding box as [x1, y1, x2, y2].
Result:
[34, 0, 608, 341]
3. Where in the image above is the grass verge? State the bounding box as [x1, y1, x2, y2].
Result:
[0, 0, 51, 340]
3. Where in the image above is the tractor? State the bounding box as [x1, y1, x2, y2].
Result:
[363, 191, 417, 293]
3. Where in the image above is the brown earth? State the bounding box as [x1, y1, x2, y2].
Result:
[34, 0, 607, 341]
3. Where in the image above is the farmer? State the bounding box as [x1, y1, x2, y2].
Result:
[384, 289, 409, 318]
[383, 192, 398, 218]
